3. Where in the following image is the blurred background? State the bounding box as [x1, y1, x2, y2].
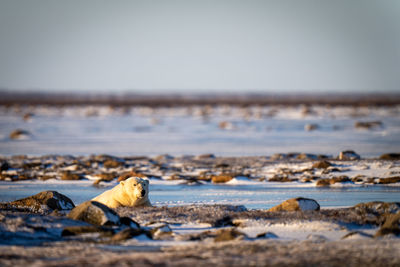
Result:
[0, 0, 399, 157]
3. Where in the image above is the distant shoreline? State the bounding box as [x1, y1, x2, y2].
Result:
[1, 91, 400, 107]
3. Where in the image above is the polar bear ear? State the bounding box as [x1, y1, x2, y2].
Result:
[145, 179, 149, 184]
[120, 181, 125, 186]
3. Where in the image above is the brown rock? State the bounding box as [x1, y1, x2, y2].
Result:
[316, 179, 331, 187]
[103, 159, 124, 168]
[268, 175, 294, 182]
[61, 225, 114, 237]
[214, 228, 245, 242]
[9, 129, 30, 139]
[111, 227, 145, 241]
[211, 175, 233, 183]
[355, 121, 383, 130]
[377, 177, 400, 184]
[93, 173, 117, 185]
[375, 212, 400, 237]
[117, 171, 147, 182]
[8, 191, 75, 212]
[61, 171, 82, 180]
[312, 160, 332, 169]
[68, 201, 120, 226]
[379, 153, 400, 160]
[268, 197, 320, 212]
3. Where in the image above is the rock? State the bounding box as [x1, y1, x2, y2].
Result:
[117, 171, 147, 182]
[9, 129, 31, 140]
[8, 191, 75, 212]
[354, 202, 400, 216]
[219, 121, 235, 130]
[214, 228, 246, 242]
[312, 160, 332, 169]
[103, 159, 124, 168]
[375, 211, 400, 237]
[212, 175, 233, 183]
[316, 179, 331, 187]
[338, 150, 361, 160]
[268, 175, 294, 182]
[195, 154, 216, 160]
[316, 176, 351, 186]
[68, 201, 120, 226]
[377, 177, 400, 184]
[61, 171, 82, 180]
[93, 173, 117, 185]
[270, 153, 286, 160]
[61, 225, 114, 237]
[268, 197, 320, 212]
[379, 153, 400, 160]
[111, 227, 145, 241]
[304, 123, 319, 131]
[22, 112, 34, 121]
[119, 217, 141, 229]
[149, 223, 173, 240]
[256, 232, 279, 239]
[341, 231, 373, 240]
[354, 121, 383, 130]
[154, 154, 174, 161]
[0, 161, 10, 171]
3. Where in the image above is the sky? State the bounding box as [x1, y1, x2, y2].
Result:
[0, 0, 399, 94]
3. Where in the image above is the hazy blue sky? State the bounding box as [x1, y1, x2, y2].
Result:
[0, 0, 399, 93]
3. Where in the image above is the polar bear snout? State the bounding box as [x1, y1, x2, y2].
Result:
[141, 189, 146, 197]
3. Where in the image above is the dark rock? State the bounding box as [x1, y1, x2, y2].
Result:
[377, 177, 400, 184]
[341, 231, 373, 240]
[316, 179, 331, 187]
[111, 227, 145, 241]
[355, 121, 383, 130]
[61, 225, 114, 237]
[0, 161, 10, 171]
[212, 216, 234, 227]
[338, 150, 361, 160]
[195, 154, 215, 160]
[312, 160, 332, 169]
[8, 191, 75, 212]
[256, 232, 279, 239]
[120, 216, 141, 229]
[379, 153, 400, 160]
[268, 197, 320, 212]
[68, 201, 120, 226]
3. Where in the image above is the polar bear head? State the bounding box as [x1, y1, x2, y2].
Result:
[120, 177, 150, 206]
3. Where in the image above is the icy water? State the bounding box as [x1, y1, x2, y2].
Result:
[1, 180, 400, 209]
[1, 105, 400, 157]
[1, 105, 400, 208]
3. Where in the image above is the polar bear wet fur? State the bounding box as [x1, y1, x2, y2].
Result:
[92, 177, 151, 208]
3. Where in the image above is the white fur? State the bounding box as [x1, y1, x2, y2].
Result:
[92, 177, 151, 208]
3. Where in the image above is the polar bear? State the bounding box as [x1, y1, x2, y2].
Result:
[91, 177, 151, 208]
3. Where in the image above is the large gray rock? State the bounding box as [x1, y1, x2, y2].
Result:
[7, 191, 75, 212]
[268, 197, 320, 212]
[68, 201, 120, 226]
